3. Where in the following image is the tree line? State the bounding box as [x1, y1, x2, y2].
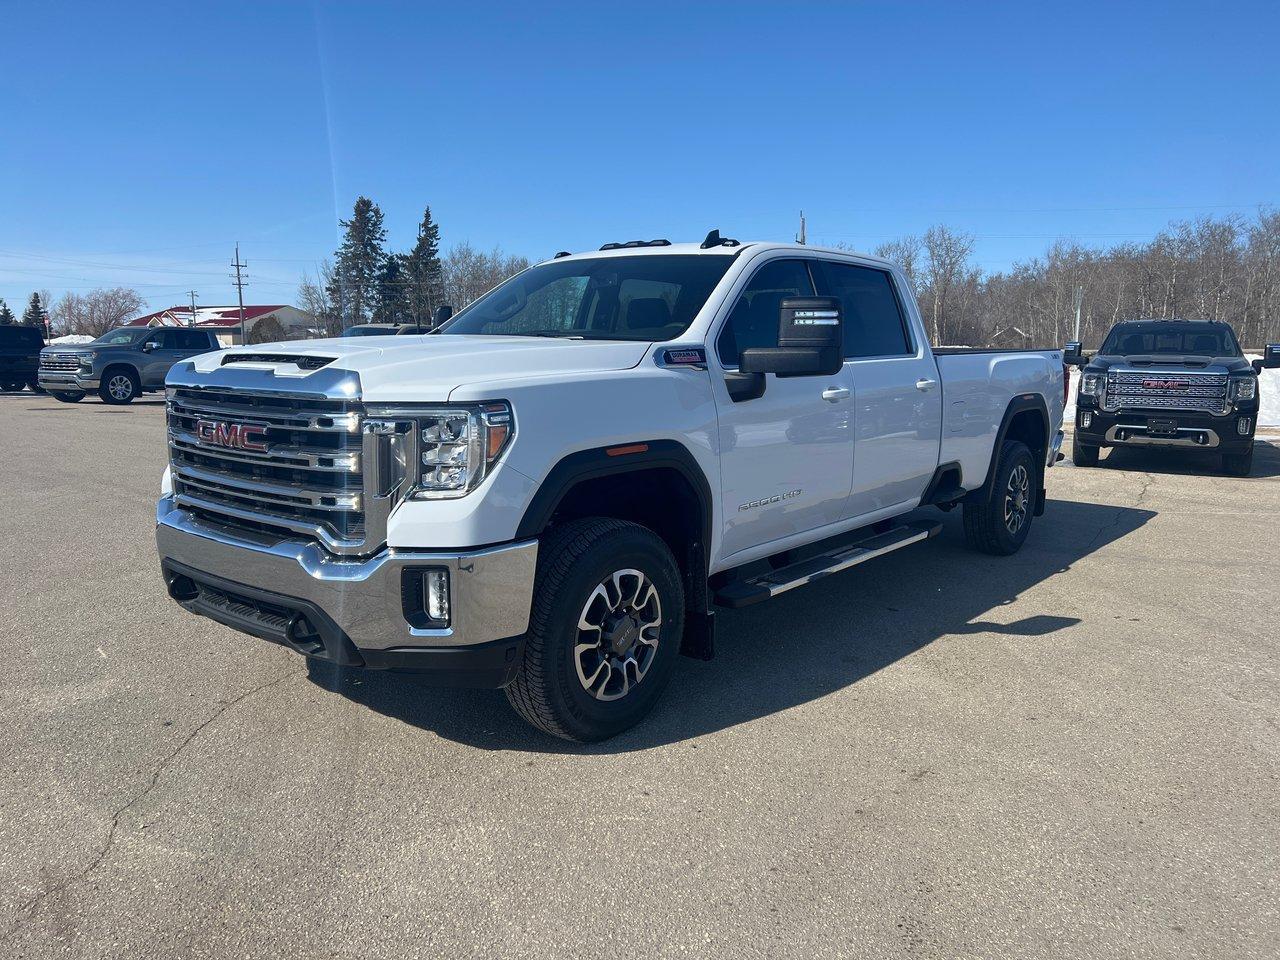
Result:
[0, 292, 51, 331]
[296, 197, 529, 335]
[869, 209, 1280, 349]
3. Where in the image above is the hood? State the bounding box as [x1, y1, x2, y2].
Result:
[1089, 353, 1253, 375]
[184, 335, 653, 401]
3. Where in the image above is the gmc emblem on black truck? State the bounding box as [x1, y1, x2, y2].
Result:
[195, 419, 269, 452]
[1142, 378, 1189, 390]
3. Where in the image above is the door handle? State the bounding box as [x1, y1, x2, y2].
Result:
[821, 387, 850, 403]
[915, 378, 938, 391]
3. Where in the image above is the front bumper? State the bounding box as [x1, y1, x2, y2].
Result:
[37, 371, 99, 391]
[1074, 404, 1256, 452]
[156, 498, 538, 686]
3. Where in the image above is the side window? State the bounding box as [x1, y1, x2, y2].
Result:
[815, 261, 912, 358]
[716, 259, 815, 366]
[173, 330, 211, 350]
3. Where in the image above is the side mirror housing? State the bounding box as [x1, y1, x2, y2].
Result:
[142, 341, 156, 353]
[739, 297, 843, 377]
[1063, 341, 1087, 366]
[432, 304, 454, 327]
[1255, 343, 1280, 373]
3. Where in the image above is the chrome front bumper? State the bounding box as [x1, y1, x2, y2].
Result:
[37, 372, 98, 390]
[156, 497, 537, 653]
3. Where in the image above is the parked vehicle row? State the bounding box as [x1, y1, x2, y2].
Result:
[152, 234, 1067, 741]
[1065, 320, 1280, 475]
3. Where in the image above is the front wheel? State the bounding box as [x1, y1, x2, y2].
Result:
[505, 518, 684, 742]
[963, 440, 1037, 556]
[1, 380, 24, 392]
[99, 369, 140, 404]
[27, 379, 44, 394]
[1073, 440, 1099, 467]
[1222, 446, 1253, 477]
[51, 391, 84, 403]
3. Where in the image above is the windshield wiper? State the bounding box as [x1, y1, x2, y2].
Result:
[510, 331, 586, 340]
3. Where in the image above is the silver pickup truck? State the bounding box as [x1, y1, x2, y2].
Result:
[39, 326, 221, 403]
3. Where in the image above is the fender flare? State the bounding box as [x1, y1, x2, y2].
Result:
[976, 393, 1051, 495]
[514, 438, 714, 551]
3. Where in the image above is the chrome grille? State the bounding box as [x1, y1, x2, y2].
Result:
[167, 387, 382, 554]
[1104, 370, 1229, 415]
[40, 353, 83, 372]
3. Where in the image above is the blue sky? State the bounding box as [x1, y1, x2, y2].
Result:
[2, 0, 1277, 313]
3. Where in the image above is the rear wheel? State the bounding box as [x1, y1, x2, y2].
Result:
[505, 518, 684, 742]
[99, 368, 140, 404]
[51, 391, 84, 403]
[1222, 446, 1254, 477]
[963, 440, 1037, 556]
[1072, 439, 1099, 467]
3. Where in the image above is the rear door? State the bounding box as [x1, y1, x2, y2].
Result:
[147, 329, 213, 386]
[813, 259, 943, 521]
[710, 256, 856, 561]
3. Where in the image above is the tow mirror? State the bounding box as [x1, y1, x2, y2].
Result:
[432, 304, 454, 327]
[1254, 343, 1280, 374]
[739, 297, 843, 378]
[1063, 341, 1087, 366]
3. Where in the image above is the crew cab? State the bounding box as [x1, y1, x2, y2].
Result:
[155, 234, 1066, 740]
[1066, 320, 1279, 476]
[39, 326, 221, 403]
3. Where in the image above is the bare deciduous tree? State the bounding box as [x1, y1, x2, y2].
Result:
[51, 287, 145, 337]
[442, 243, 531, 310]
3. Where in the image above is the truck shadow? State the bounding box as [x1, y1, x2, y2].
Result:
[1091, 436, 1280, 479]
[308, 496, 1155, 753]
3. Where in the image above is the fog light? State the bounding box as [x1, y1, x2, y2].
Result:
[424, 569, 450, 623]
[1237, 417, 1251, 436]
[1080, 411, 1092, 429]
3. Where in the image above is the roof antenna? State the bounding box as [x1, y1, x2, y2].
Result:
[796, 210, 806, 245]
[700, 229, 722, 249]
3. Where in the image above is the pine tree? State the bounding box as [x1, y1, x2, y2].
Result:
[22, 292, 49, 330]
[0, 300, 14, 325]
[332, 196, 387, 327]
[403, 206, 445, 329]
[373, 254, 412, 325]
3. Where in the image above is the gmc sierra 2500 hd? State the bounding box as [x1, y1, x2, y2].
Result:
[1066, 320, 1279, 476]
[155, 232, 1066, 740]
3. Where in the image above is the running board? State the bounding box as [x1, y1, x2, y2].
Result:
[712, 520, 943, 609]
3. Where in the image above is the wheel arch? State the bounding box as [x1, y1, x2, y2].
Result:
[971, 394, 1050, 511]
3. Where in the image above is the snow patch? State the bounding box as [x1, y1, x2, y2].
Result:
[49, 334, 95, 345]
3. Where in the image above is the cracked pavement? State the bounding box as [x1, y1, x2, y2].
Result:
[2, 395, 1277, 959]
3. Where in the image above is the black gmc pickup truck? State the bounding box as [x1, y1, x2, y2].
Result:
[1066, 319, 1279, 476]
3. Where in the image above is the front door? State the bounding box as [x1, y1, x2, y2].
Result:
[812, 260, 943, 520]
[710, 257, 855, 562]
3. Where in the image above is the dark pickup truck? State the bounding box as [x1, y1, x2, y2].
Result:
[0, 325, 45, 393]
[1066, 319, 1280, 476]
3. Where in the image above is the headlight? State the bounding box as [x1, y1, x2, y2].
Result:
[412, 402, 513, 499]
[1229, 377, 1257, 402]
[1080, 372, 1105, 397]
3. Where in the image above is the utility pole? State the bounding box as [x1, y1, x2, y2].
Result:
[1072, 284, 1084, 342]
[797, 210, 807, 245]
[231, 244, 248, 346]
[186, 290, 198, 328]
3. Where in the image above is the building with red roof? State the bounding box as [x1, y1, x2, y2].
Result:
[124, 304, 315, 345]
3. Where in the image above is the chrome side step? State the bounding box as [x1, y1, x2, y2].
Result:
[712, 520, 943, 609]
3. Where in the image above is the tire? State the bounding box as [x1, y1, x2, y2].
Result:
[27, 379, 44, 394]
[99, 367, 140, 404]
[963, 440, 1037, 556]
[1072, 439, 1099, 467]
[505, 517, 685, 742]
[1, 380, 23, 392]
[51, 391, 85, 403]
[1222, 446, 1253, 477]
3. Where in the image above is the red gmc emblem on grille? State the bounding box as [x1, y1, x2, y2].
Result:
[1142, 379, 1189, 390]
[195, 419, 269, 452]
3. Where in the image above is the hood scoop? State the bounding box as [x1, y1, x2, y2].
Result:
[222, 353, 336, 371]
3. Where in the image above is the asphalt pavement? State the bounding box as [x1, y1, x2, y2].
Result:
[1, 390, 1277, 959]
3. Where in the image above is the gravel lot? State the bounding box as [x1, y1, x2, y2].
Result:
[2, 391, 1277, 959]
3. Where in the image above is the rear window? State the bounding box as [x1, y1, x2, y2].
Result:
[815, 261, 912, 358]
[0, 326, 43, 347]
[1102, 322, 1241, 357]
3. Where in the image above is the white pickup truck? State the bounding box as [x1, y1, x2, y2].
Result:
[156, 233, 1066, 740]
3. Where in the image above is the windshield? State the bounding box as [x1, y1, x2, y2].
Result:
[1102, 322, 1241, 357]
[440, 254, 734, 341]
[92, 327, 151, 346]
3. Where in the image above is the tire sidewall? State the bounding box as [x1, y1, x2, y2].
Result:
[100, 368, 139, 404]
[537, 530, 684, 739]
[992, 442, 1036, 552]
